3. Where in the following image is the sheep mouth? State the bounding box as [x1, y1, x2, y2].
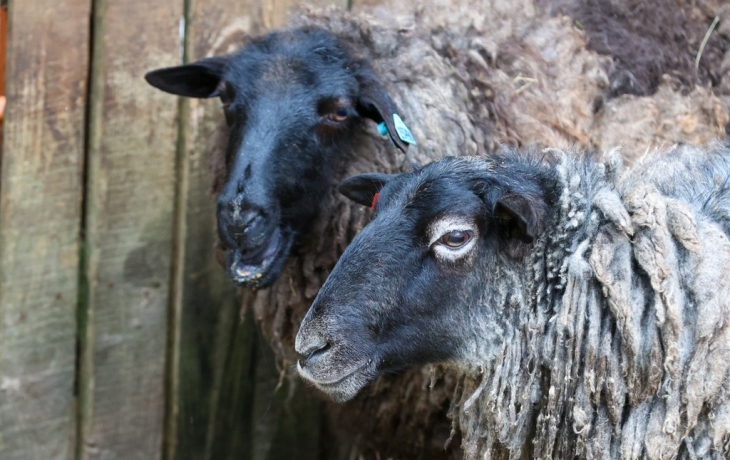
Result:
[226, 227, 294, 288]
[297, 360, 375, 403]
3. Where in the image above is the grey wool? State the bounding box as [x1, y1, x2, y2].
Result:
[202, 0, 728, 459]
[450, 144, 730, 459]
[200, 1, 729, 457]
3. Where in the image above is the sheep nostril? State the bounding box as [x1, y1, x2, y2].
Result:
[300, 342, 331, 367]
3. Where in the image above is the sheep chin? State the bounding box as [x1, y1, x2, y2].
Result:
[297, 360, 375, 403]
[226, 228, 295, 289]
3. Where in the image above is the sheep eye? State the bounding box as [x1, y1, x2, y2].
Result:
[439, 230, 472, 248]
[327, 107, 349, 123]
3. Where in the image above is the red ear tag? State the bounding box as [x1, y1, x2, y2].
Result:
[370, 192, 380, 211]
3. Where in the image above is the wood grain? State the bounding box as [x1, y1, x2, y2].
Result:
[0, 0, 90, 459]
[165, 0, 260, 458]
[78, 0, 183, 458]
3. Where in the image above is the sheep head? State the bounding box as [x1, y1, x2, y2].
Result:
[144, 27, 409, 288]
[295, 155, 551, 401]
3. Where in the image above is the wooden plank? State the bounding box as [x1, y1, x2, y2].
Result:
[0, 5, 8, 128]
[168, 1, 348, 459]
[202, 305, 257, 460]
[0, 0, 90, 459]
[249, 334, 323, 460]
[165, 0, 261, 458]
[0, 5, 6, 96]
[78, 0, 183, 458]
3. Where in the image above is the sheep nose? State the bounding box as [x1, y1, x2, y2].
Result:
[297, 342, 331, 368]
[295, 313, 333, 366]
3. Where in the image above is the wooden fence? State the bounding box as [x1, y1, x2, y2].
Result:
[0, 1, 373, 459]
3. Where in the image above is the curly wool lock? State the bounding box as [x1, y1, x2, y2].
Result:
[448, 145, 730, 459]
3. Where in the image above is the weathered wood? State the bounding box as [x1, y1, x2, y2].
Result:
[0, 0, 90, 458]
[165, 0, 261, 458]
[0, 5, 7, 126]
[249, 335, 324, 460]
[78, 0, 183, 458]
[0, 6, 6, 95]
[202, 305, 257, 460]
[168, 1, 348, 459]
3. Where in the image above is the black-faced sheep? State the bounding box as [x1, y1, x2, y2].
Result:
[144, 0, 730, 291]
[144, 28, 418, 288]
[296, 142, 730, 459]
[256, 5, 727, 457]
[144, 9, 505, 456]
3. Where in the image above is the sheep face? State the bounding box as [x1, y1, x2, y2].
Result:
[145, 28, 407, 288]
[296, 156, 549, 401]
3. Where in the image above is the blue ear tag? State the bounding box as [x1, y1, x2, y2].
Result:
[393, 114, 417, 145]
[376, 115, 417, 148]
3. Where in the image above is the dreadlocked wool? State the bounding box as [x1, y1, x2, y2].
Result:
[450, 144, 730, 459]
[201, 1, 728, 458]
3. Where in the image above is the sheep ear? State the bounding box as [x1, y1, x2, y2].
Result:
[338, 173, 395, 208]
[145, 56, 229, 98]
[355, 70, 414, 154]
[494, 193, 541, 243]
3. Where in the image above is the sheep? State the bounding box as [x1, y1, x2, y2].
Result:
[145, 0, 729, 291]
[249, 3, 728, 457]
[145, 27, 418, 288]
[146, 0, 730, 457]
[295, 142, 730, 459]
[144, 7, 504, 456]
